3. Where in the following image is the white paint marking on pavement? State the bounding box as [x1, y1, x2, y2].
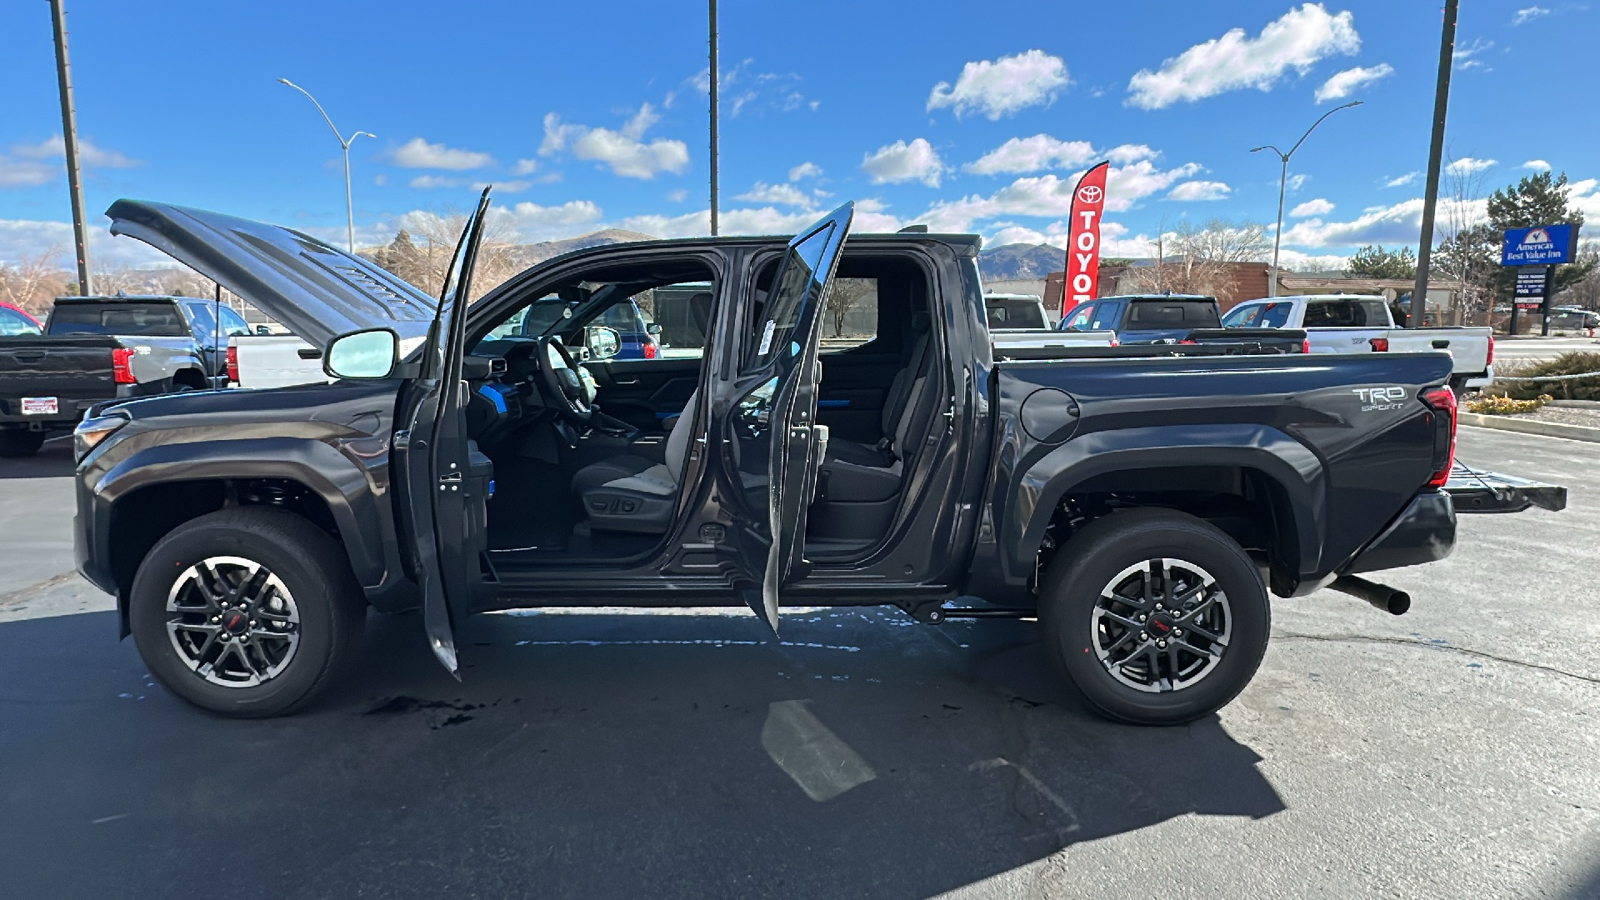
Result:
[513, 638, 860, 652]
[761, 699, 877, 802]
[91, 814, 130, 824]
[971, 757, 1081, 833]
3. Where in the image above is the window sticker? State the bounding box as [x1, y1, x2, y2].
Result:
[758, 319, 776, 356]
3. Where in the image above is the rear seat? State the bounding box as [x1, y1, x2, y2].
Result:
[816, 312, 934, 506]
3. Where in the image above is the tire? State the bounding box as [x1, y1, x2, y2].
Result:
[129, 508, 365, 718]
[0, 430, 46, 458]
[1038, 508, 1270, 726]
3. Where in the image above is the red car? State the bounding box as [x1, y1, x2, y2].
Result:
[0, 301, 43, 335]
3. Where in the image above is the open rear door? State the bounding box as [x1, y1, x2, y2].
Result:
[395, 189, 494, 675]
[724, 203, 854, 631]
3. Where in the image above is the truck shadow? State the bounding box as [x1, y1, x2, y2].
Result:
[0, 606, 1285, 899]
[0, 438, 74, 479]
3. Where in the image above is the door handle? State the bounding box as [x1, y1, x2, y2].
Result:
[613, 377, 640, 385]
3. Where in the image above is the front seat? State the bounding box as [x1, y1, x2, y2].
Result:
[572, 390, 697, 534]
[570, 291, 715, 534]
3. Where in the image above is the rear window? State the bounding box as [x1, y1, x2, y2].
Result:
[1126, 299, 1220, 328]
[48, 302, 189, 336]
[986, 298, 1047, 329]
[1303, 299, 1390, 328]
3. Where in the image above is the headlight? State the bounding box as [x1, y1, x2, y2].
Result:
[74, 413, 129, 460]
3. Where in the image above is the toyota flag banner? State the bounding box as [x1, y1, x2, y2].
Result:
[1063, 161, 1109, 316]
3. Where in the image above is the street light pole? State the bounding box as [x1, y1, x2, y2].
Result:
[48, 0, 92, 296]
[277, 79, 374, 252]
[1252, 100, 1363, 297]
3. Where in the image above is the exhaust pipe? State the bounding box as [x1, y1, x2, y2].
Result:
[1329, 575, 1411, 616]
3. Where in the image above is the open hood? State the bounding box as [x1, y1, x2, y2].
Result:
[107, 200, 441, 349]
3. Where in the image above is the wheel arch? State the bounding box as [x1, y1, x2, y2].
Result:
[1015, 424, 1326, 597]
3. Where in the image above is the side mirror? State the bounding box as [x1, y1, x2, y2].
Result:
[254, 325, 271, 335]
[324, 328, 399, 379]
[585, 325, 622, 361]
[646, 322, 663, 336]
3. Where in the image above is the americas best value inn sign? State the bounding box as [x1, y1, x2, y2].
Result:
[1501, 224, 1579, 266]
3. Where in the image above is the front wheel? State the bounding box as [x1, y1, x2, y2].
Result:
[1038, 508, 1270, 726]
[129, 508, 366, 717]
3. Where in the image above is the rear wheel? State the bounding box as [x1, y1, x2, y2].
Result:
[0, 430, 45, 458]
[1038, 508, 1270, 726]
[129, 508, 365, 717]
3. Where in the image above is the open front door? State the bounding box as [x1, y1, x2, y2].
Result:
[395, 190, 494, 675]
[725, 203, 854, 631]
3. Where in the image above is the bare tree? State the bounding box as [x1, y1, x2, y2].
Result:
[0, 247, 66, 317]
[824, 278, 876, 338]
[366, 212, 518, 301]
[1432, 151, 1496, 322]
[1121, 219, 1271, 299]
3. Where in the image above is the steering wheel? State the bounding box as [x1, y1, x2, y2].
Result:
[535, 336, 595, 425]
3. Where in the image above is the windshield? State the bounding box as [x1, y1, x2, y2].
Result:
[47, 302, 189, 336]
[1221, 305, 1260, 327]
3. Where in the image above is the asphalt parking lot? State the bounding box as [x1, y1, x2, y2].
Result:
[1, 429, 1596, 899]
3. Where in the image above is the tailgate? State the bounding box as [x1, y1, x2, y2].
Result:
[0, 337, 118, 418]
[1443, 462, 1567, 513]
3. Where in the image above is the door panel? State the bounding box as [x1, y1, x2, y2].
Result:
[396, 189, 493, 676]
[720, 203, 854, 631]
[586, 357, 705, 431]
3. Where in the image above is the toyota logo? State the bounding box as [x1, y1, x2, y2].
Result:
[1077, 185, 1103, 204]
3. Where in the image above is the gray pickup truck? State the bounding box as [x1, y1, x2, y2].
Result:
[0, 295, 247, 456]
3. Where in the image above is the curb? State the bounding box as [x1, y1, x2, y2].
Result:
[1546, 399, 1600, 410]
[1458, 411, 1600, 443]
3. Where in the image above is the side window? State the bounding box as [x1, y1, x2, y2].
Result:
[821, 278, 877, 354]
[1357, 300, 1390, 327]
[1089, 302, 1116, 330]
[218, 306, 251, 337]
[185, 302, 217, 342]
[1256, 302, 1292, 328]
[643, 282, 718, 360]
[1063, 304, 1095, 330]
[1222, 304, 1261, 328]
[744, 223, 836, 371]
[0, 308, 40, 336]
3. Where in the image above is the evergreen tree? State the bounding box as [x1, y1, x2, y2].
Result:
[1486, 171, 1595, 297]
[1348, 245, 1417, 279]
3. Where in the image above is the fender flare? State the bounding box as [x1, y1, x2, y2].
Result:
[93, 436, 396, 589]
[1009, 423, 1326, 592]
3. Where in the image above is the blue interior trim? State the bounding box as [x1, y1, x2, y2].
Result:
[817, 399, 850, 408]
[477, 384, 508, 414]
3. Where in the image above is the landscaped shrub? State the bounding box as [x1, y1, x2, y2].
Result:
[1494, 352, 1600, 401]
[1464, 393, 1552, 415]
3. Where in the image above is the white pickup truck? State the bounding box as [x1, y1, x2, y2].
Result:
[1222, 294, 1493, 393]
[227, 333, 330, 389]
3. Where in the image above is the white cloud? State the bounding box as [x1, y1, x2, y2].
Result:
[1167, 180, 1231, 201]
[0, 157, 57, 188]
[787, 161, 822, 182]
[1285, 173, 1309, 192]
[1522, 159, 1551, 170]
[407, 175, 466, 189]
[541, 105, 690, 179]
[916, 159, 1203, 233]
[390, 137, 494, 170]
[861, 138, 945, 187]
[1276, 195, 1491, 249]
[1290, 197, 1335, 217]
[479, 180, 532, 193]
[498, 200, 605, 240]
[964, 135, 1097, 175]
[1454, 38, 1494, 71]
[1513, 6, 1550, 25]
[926, 50, 1070, 119]
[1126, 3, 1360, 109]
[667, 188, 688, 203]
[512, 158, 539, 176]
[735, 182, 813, 207]
[1107, 144, 1159, 164]
[1315, 63, 1393, 102]
[1445, 157, 1496, 175]
[1384, 171, 1420, 188]
[0, 218, 172, 267]
[11, 134, 140, 168]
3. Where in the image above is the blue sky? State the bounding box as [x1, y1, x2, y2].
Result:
[0, 0, 1595, 269]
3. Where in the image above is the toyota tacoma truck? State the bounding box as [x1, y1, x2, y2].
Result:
[72, 195, 1565, 724]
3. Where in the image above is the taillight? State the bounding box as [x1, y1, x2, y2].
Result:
[1300, 338, 1309, 354]
[111, 347, 136, 384]
[1486, 335, 1494, 366]
[226, 346, 239, 383]
[1178, 339, 1197, 345]
[1421, 386, 1457, 488]
[641, 340, 657, 359]
[1369, 337, 1389, 352]
[1109, 337, 1119, 347]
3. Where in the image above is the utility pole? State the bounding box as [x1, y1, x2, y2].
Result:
[1409, 0, 1459, 328]
[708, 0, 719, 236]
[49, 0, 92, 296]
